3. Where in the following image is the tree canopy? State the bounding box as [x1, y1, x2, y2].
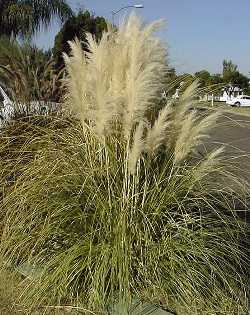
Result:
[0, 0, 73, 38]
[191, 60, 249, 93]
[53, 10, 107, 68]
[222, 59, 238, 80]
[221, 59, 249, 93]
[194, 70, 211, 87]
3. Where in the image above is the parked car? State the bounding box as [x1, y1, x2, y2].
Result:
[226, 95, 250, 107]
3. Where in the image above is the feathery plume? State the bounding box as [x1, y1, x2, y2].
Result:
[176, 79, 200, 120]
[193, 146, 225, 181]
[174, 111, 220, 163]
[146, 104, 173, 154]
[64, 14, 168, 141]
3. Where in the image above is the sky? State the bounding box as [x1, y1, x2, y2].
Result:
[34, 0, 250, 75]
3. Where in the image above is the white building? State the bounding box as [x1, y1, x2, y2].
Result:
[219, 85, 243, 102]
[201, 85, 244, 102]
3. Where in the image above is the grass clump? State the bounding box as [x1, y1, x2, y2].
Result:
[0, 14, 249, 314]
[0, 266, 28, 314]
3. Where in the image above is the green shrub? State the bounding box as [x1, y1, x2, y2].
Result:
[0, 14, 249, 314]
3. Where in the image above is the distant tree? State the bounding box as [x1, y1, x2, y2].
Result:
[229, 71, 249, 92]
[53, 10, 107, 68]
[223, 59, 238, 73]
[221, 60, 249, 92]
[222, 59, 238, 82]
[0, 0, 73, 38]
[194, 70, 211, 87]
[210, 73, 224, 85]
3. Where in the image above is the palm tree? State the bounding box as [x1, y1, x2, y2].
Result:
[0, 37, 65, 117]
[0, 0, 73, 38]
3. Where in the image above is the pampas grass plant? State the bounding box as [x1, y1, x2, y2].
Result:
[0, 14, 249, 315]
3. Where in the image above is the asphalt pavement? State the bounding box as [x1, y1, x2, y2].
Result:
[201, 111, 250, 182]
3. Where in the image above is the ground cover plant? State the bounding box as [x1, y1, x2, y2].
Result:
[0, 14, 249, 315]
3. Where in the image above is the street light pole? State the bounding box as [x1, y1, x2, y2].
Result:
[111, 4, 144, 25]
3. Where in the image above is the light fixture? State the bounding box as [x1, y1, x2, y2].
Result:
[112, 4, 144, 25]
[133, 4, 144, 8]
